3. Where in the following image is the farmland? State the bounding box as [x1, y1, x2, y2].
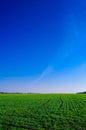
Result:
[0, 94, 86, 130]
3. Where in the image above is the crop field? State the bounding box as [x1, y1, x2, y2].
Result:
[0, 94, 86, 130]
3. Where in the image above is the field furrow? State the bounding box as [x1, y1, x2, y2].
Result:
[0, 94, 86, 130]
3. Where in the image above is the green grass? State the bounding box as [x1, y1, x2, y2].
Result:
[0, 94, 86, 130]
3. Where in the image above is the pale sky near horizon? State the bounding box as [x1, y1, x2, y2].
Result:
[0, 0, 86, 93]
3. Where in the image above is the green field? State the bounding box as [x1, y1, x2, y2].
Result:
[0, 94, 86, 130]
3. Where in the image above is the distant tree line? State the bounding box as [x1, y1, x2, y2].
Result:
[0, 92, 40, 94]
[77, 91, 86, 94]
[0, 92, 23, 94]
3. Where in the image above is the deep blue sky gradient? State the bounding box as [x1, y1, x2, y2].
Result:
[0, 0, 62, 78]
[0, 0, 86, 93]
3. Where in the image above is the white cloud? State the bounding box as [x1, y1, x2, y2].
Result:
[30, 66, 54, 86]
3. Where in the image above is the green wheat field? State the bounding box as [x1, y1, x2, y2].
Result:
[0, 94, 86, 130]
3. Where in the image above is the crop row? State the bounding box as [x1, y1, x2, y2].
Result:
[0, 94, 86, 130]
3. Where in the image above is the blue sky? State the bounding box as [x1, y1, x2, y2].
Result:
[0, 0, 86, 93]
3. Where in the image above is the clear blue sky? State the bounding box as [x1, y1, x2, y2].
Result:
[0, 0, 86, 93]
